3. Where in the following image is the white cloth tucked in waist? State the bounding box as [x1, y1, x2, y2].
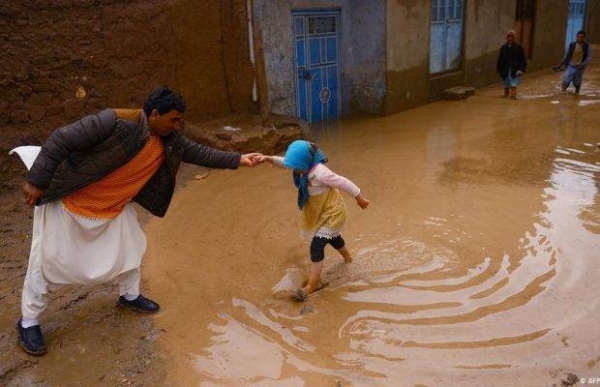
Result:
[34, 201, 146, 285]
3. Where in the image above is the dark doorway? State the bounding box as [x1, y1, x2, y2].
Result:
[514, 0, 536, 59]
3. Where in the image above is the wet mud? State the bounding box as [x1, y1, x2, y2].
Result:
[144, 65, 600, 386]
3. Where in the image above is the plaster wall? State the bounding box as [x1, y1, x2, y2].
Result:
[586, 0, 600, 43]
[383, 0, 430, 114]
[253, 0, 385, 117]
[462, 0, 515, 89]
[528, 0, 569, 72]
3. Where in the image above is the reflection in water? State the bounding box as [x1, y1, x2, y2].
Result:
[146, 66, 600, 386]
[577, 100, 600, 107]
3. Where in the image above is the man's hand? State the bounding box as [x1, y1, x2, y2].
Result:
[23, 182, 43, 206]
[355, 194, 370, 209]
[516, 70, 524, 77]
[239, 153, 262, 167]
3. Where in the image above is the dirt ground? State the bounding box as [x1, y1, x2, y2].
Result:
[0, 115, 303, 387]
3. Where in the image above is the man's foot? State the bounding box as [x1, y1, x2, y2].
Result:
[17, 320, 47, 356]
[117, 295, 160, 313]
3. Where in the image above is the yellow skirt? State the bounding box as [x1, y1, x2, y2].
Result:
[301, 188, 347, 238]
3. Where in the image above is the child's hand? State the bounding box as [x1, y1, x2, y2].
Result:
[256, 155, 273, 164]
[355, 194, 370, 209]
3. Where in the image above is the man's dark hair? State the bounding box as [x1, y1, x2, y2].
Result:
[143, 87, 187, 116]
[577, 30, 586, 37]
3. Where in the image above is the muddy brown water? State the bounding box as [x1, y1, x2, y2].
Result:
[142, 67, 600, 386]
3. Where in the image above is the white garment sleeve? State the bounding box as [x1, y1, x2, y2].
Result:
[271, 156, 286, 169]
[311, 164, 360, 197]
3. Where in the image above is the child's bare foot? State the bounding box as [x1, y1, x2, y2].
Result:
[293, 288, 308, 301]
[293, 285, 315, 302]
[337, 246, 353, 263]
[292, 281, 327, 302]
[303, 284, 316, 295]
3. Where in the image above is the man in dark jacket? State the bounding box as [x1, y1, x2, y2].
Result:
[557, 30, 591, 94]
[16, 87, 260, 356]
[496, 30, 527, 100]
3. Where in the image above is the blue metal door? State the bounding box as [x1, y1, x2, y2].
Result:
[565, 0, 586, 50]
[293, 10, 341, 124]
[429, 0, 463, 74]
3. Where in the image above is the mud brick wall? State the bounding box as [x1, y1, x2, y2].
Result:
[0, 0, 255, 145]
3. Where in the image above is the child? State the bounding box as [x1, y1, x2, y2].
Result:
[258, 140, 370, 301]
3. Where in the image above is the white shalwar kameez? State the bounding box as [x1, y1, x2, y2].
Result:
[21, 200, 146, 319]
[11, 146, 148, 319]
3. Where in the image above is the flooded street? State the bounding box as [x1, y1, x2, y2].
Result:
[143, 67, 600, 386]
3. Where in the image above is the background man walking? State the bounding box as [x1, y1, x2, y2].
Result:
[496, 30, 527, 100]
[557, 30, 591, 94]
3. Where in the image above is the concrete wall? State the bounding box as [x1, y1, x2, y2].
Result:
[462, 0, 569, 82]
[585, 0, 600, 43]
[528, 0, 569, 72]
[383, 0, 430, 114]
[428, 0, 517, 99]
[384, 0, 574, 113]
[462, 1, 515, 89]
[253, 0, 385, 117]
[384, 0, 518, 111]
[343, 0, 386, 115]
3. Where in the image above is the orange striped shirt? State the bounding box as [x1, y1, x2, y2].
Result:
[63, 110, 165, 219]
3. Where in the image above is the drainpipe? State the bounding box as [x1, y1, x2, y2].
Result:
[247, 0, 258, 102]
[248, 0, 271, 125]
